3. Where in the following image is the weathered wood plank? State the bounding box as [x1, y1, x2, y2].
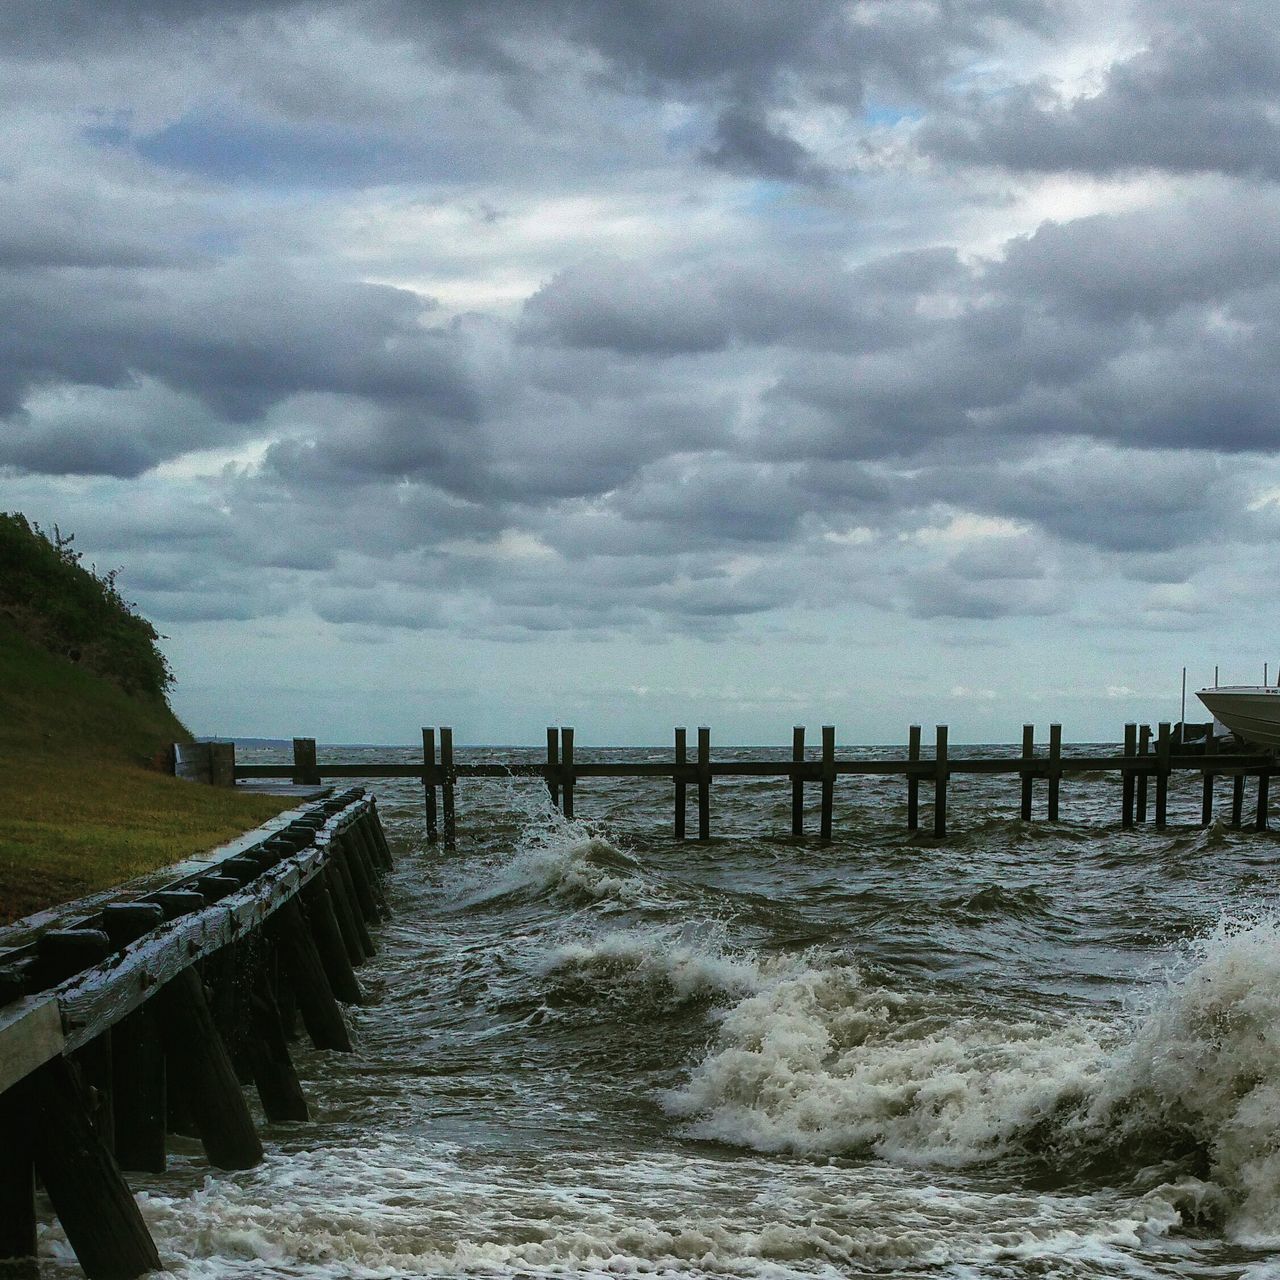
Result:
[0, 998, 63, 1094]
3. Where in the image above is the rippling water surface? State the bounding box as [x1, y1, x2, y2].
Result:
[45, 744, 1280, 1279]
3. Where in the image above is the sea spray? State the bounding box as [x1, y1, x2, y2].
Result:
[1079, 915, 1280, 1242]
[452, 804, 651, 907]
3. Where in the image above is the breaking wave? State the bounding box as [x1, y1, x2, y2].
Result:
[659, 915, 1280, 1242]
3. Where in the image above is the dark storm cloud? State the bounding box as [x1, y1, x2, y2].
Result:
[0, 1, 304, 50]
[1, 0, 1056, 184]
[5, 0, 1279, 641]
[522, 248, 964, 357]
[702, 106, 829, 183]
[0, 264, 483, 472]
[921, 1, 1280, 179]
[925, 447, 1229, 554]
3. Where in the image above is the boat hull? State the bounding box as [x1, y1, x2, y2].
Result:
[1196, 687, 1280, 748]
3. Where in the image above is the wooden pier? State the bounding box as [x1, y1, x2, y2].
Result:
[0, 790, 394, 1280]
[227, 722, 1280, 849]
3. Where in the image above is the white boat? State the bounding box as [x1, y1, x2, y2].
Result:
[1196, 686, 1280, 748]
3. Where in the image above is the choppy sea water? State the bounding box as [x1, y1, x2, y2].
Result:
[40, 743, 1280, 1279]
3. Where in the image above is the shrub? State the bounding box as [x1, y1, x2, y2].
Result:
[0, 512, 173, 698]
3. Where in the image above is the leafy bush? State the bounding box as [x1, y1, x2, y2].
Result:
[0, 512, 173, 698]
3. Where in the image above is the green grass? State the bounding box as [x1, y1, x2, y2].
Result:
[0, 621, 290, 923]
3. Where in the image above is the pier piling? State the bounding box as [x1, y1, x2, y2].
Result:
[1048, 724, 1062, 822]
[441, 726, 456, 848]
[155, 966, 264, 1170]
[1201, 723, 1215, 826]
[562, 727, 575, 820]
[270, 899, 353, 1054]
[1155, 722, 1171, 829]
[674, 727, 687, 839]
[1122, 723, 1137, 828]
[934, 725, 949, 839]
[546, 727, 560, 810]
[1137, 725, 1151, 822]
[697, 726, 711, 841]
[791, 726, 804, 837]
[18, 1056, 162, 1280]
[821, 725, 835, 841]
[907, 725, 920, 831]
[1020, 724, 1034, 821]
[423, 727, 439, 844]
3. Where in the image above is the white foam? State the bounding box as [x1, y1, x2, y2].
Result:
[119, 1147, 1195, 1280]
[661, 955, 1108, 1163]
[661, 915, 1280, 1242]
[1080, 915, 1280, 1243]
[540, 924, 769, 1010]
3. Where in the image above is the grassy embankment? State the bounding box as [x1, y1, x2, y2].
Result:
[0, 513, 291, 924]
[0, 622, 291, 923]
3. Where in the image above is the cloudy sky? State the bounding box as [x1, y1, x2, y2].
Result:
[4, 0, 1279, 744]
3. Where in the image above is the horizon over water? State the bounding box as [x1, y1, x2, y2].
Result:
[46, 744, 1280, 1279]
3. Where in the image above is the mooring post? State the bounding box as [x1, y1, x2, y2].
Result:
[1155, 722, 1171, 828]
[1201, 721, 1215, 826]
[820, 725, 835, 841]
[1232, 772, 1245, 828]
[440, 726, 456, 848]
[562, 726, 575, 819]
[1122, 723, 1137, 828]
[674, 726, 687, 840]
[15, 1056, 162, 1280]
[1048, 724, 1062, 821]
[907, 724, 921, 831]
[546, 726, 560, 810]
[1137, 725, 1151, 822]
[154, 966, 264, 1170]
[1257, 769, 1270, 832]
[102, 904, 168, 1174]
[934, 724, 949, 838]
[697, 726, 711, 841]
[791, 725, 805, 836]
[209, 740, 236, 787]
[1020, 724, 1034, 821]
[422, 727, 439, 843]
[292, 736, 320, 786]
